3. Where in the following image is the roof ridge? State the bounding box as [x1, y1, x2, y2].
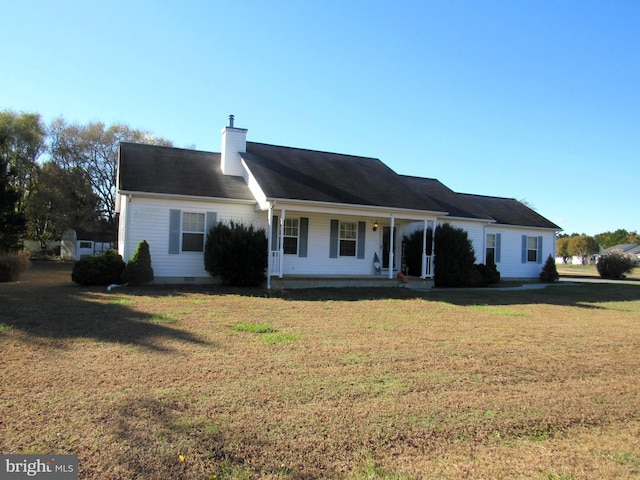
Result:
[458, 191, 518, 202]
[246, 141, 380, 161]
[120, 141, 217, 155]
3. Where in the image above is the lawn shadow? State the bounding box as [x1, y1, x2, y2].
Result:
[0, 261, 210, 351]
[423, 282, 640, 309]
[270, 280, 640, 309]
[103, 279, 640, 311]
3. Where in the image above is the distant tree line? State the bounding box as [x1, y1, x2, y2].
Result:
[0, 110, 172, 252]
[556, 229, 639, 265]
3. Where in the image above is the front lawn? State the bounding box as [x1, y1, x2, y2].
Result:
[1, 262, 639, 479]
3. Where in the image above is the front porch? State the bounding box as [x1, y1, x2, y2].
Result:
[269, 274, 434, 290]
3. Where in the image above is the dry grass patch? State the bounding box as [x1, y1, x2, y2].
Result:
[1, 262, 639, 479]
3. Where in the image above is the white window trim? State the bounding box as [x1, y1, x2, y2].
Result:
[283, 218, 299, 255]
[182, 211, 205, 252]
[339, 221, 357, 257]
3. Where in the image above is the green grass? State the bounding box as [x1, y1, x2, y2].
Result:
[260, 332, 299, 344]
[232, 322, 277, 334]
[150, 313, 178, 324]
[468, 305, 532, 316]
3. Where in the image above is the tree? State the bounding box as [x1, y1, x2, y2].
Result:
[0, 111, 45, 251]
[556, 237, 570, 263]
[25, 162, 98, 249]
[595, 229, 637, 249]
[48, 119, 172, 238]
[567, 235, 599, 265]
[540, 255, 559, 283]
[122, 240, 154, 285]
[0, 156, 24, 251]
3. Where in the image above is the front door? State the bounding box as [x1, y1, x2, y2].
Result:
[382, 226, 397, 270]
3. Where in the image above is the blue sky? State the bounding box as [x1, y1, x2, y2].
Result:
[2, 0, 638, 236]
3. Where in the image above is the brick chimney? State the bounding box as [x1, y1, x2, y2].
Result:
[220, 114, 247, 176]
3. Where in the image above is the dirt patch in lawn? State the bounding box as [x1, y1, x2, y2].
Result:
[1, 261, 640, 479]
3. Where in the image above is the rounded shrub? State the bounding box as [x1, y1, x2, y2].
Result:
[123, 240, 154, 285]
[475, 258, 501, 286]
[204, 221, 268, 287]
[72, 249, 125, 286]
[434, 223, 477, 287]
[0, 252, 30, 282]
[596, 250, 637, 279]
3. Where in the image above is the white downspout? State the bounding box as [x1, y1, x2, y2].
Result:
[388, 214, 395, 279]
[482, 223, 488, 263]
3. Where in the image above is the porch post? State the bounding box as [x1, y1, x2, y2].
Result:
[421, 219, 428, 278]
[388, 215, 395, 279]
[267, 204, 273, 289]
[279, 209, 285, 278]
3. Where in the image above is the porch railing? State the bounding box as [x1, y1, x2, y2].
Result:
[269, 250, 281, 277]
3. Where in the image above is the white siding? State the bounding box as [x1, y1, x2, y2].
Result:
[277, 213, 382, 275]
[123, 196, 264, 280]
[411, 219, 557, 279]
[491, 228, 556, 278]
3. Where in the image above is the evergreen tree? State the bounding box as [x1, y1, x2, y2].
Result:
[433, 223, 478, 287]
[539, 254, 559, 283]
[123, 240, 154, 285]
[204, 221, 267, 286]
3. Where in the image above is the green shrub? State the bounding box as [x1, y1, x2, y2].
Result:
[475, 257, 501, 286]
[204, 221, 268, 286]
[434, 223, 478, 287]
[71, 249, 125, 286]
[122, 240, 154, 285]
[0, 252, 30, 282]
[540, 254, 560, 283]
[596, 250, 637, 279]
[402, 228, 433, 276]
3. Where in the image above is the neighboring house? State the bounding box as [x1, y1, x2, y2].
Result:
[600, 244, 640, 262]
[61, 228, 114, 261]
[116, 116, 561, 287]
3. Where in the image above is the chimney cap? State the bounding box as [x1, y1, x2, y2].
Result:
[228, 114, 235, 128]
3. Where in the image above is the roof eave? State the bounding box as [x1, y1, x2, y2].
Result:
[264, 196, 448, 218]
[117, 190, 257, 205]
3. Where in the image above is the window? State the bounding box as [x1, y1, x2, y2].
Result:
[182, 212, 205, 251]
[79, 241, 92, 249]
[486, 234, 496, 264]
[527, 236, 538, 262]
[339, 221, 357, 256]
[283, 218, 299, 255]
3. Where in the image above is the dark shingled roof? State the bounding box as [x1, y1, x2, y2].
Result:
[241, 142, 445, 212]
[401, 175, 560, 229]
[117, 142, 255, 200]
[401, 176, 493, 220]
[117, 141, 559, 230]
[457, 193, 561, 229]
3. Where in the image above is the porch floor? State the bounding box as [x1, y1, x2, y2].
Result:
[269, 274, 434, 290]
